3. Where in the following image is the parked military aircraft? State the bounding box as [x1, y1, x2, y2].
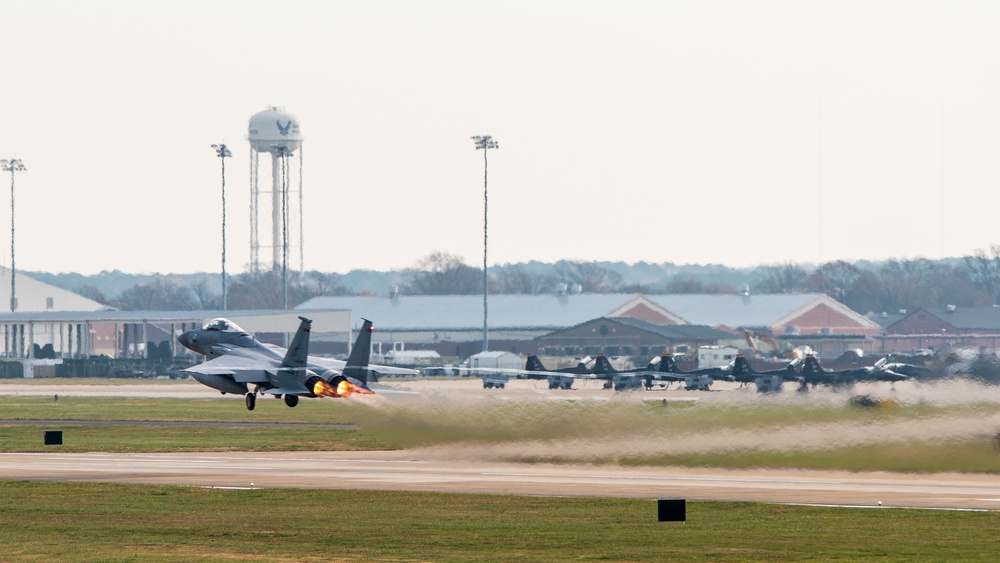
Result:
[178, 317, 416, 410]
[796, 355, 908, 391]
[525, 355, 593, 389]
[730, 355, 801, 393]
[590, 354, 686, 391]
[651, 353, 733, 391]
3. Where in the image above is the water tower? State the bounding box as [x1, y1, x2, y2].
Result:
[248, 107, 304, 275]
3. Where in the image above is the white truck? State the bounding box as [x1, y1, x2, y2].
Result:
[468, 351, 522, 389]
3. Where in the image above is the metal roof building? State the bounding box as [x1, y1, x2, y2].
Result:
[297, 292, 880, 359]
[0, 266, 106, 313]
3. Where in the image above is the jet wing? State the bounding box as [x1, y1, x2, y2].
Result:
[307, 355, 420, 377]
[463, 367, 601, 380]
[184, 354, 272, 383]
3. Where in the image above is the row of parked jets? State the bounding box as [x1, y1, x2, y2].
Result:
[481, 352, 924, 393]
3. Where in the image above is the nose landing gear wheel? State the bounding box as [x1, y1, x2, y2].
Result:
[284, 394, 299, 408]
[245, 393, 256, 411]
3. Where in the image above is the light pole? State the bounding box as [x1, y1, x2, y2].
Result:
[212, 144, 232, 310]
[471, 135, 498, 353]
[1, 158, 26, 312]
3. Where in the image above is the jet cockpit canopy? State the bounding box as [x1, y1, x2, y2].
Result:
[203, 318, 247, 333]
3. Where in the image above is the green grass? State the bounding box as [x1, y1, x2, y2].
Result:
[0, 425, 387, 452]
[527, 438, 1000, 474]
[4, 394, 1000, 473]
[1, 481, 999, 562]
[0, 396, 383, 451]
[0, 395, 356, 423]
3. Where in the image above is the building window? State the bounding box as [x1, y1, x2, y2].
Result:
[46, 297, 54, 309]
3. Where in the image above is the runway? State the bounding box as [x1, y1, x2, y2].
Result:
[3, 450, 1000, 511]
[4, 378, 1000, 511]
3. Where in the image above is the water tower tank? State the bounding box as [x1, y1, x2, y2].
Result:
[248, 107, 303, 153]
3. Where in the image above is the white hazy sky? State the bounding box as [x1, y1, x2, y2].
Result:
[1, 1, 999, 276]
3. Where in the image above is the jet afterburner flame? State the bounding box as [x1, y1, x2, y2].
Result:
[337, 379, 374, 396]
[312, 378, 374, 398]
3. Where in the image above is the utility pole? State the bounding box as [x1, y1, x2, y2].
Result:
[212, 144, 232, 310]
[471, 135, 498, 352]
[1, 158, 26, 312]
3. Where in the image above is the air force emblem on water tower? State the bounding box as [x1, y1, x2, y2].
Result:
[277, 120, 296, 136]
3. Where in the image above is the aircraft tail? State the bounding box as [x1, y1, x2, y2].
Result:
[732, 355, 752, 377]
[591, 355, 615, 375]
[343, 319, 375, 384]
[525, 355, 547, 372]
[657, 354, 678, 374]
[281, 316, 312, 369]
[800, 355, 822, 377]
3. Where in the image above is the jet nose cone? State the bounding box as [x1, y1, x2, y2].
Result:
[178, 331, 193, 349]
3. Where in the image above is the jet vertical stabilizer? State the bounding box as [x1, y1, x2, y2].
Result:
[343, 319, 375, 384]
[591, 355, 614, 375]
[525, 355, 548, 372]
[274, 316, 312, 390]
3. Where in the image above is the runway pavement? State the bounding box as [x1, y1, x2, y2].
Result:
[2, 450, 1000, 510]
[3, 378, 1000, 511]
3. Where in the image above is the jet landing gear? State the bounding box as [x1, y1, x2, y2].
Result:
[284, 394, 299, 408]
[245, 392, 257, 411]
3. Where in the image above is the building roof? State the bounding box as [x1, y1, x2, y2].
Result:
[297, 292, 873, 334]
[608, 316, 737, 340]
[0, 266, 106, 313]
[543, 316, 735, 341]
[891, 306, 1000, 332]
[643, 293, 835, 328]
[297, 294, 636, 331]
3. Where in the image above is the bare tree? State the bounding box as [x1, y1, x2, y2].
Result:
[112, 279, 196, 311]
[491, 265, 558, 294]
[303, 270, 348, 296]
[553, 261, 623, 293]
[77, 284, 109, 306]
[963, 245, 1000, 304]
[754, 263, 809, 294]
[192, 278, 221, 310]
[405, 251, 483, 295]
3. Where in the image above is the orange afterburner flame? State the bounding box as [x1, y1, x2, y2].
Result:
[312, 378, 374, 398]
[337, 379, 374, 396]
[313, 379, 341, 398]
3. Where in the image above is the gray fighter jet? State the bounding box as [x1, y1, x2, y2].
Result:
[178, 316, 415, 410]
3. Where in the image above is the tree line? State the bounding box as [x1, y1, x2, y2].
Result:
[63, 246, 1000, 315]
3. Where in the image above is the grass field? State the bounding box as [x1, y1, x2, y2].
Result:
[2, 481, 999, 562]
[3, 394, 1000, 473]
[3, 383, 1000, 560]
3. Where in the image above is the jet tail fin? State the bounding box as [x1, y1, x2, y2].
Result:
[343, 319, 375, 384]
[800, 355, 822, 377]
[525, 355, 547, 372]
[732, 355, 751, 377]
[281, 316, 312, 369]
[591, 355, 615, 375]
[658, 354, 678, 374]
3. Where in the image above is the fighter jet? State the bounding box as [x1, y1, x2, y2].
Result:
[590, 354, 686, 391]
[729, 355, 801, 393]
[795, 355, 908, 391]
[524, 355, 593, 389]
[650, 353, 733, 391]
[178, 316, 415, 410]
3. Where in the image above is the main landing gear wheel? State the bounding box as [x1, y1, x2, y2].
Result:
[284, 394, 299, 408]
[245, 393, 256, 411]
